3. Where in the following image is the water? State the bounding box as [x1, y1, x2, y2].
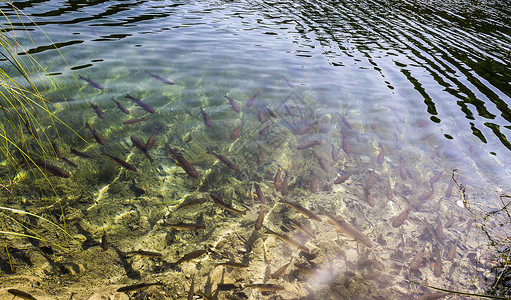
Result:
[0, 0, 510, 299]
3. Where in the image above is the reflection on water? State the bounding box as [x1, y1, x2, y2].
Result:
[0, 0, 510, 299]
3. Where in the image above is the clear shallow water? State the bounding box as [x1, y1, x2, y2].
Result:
[1, 0, 511, 299]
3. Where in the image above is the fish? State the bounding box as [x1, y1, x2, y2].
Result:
[331, 144, 338, 162]
[124, 250, 162, 257]
[33, 160, 70, 178]
[313, 152, 328, 173]
[321, 210, 373, 248]
[199, 107, 213, 128]
[385, 180, 393, 200]
[433, 256, 443, 277]
[394, 133, 402, 150]
[78, 75, 104, 90]
[215, 261, 249, 268]
[282, 75, 294, 88]
[333, 171, 354, 184]
[283, 103, 293, 115]
[363, 187, 375, 207]
[274, 167, 282, 189]
[225, 95, 240, 113]
[446, 239, 458, 261]
[365, 170, 376, 190]
[125, 94, 155, 114]
[258, 123, 272, 135]
[270, 261, 291, 279]
[376, 143, 385, 164]
[421, 133, 433, 140]
[145, 126, 161, 151]
[111, 97, 130, 114]
[51, 142, 61, 158]
[445, 179, 455, 198]
[174, 249, 207, 265]
[294, 120, 318, 135]
[102, 153, 137, 172]
[175, 198, 207, 211]
[245, 284, 285, 292]
[254, 183, 266, 204]
[145, 70, 174, 85]
[341, 132, 351, 154]
[296, 140, 322, 150]
[117, 282, 163, 293]
[131, 135, 154, 163]
[266, 229, 309, 252]
[257, 109, 266, 123]
[91, 104, 105, 119]
[391, 207, 410, 228]
[7, 289, 38, 300]
[265, 106, 277, 118]
[339, 113, 353, 129]
[280, 173, 289, 196]
[429, 170, 444, 187]
[409, 247, 424, 271]
[101, 232, 108, 251]
[247, 91, 259, 107]
[418, 189, 434, 201]
[435, 221, 444, 244]
[310, 177, 317, 194]
[279, 199, 321, 222]
[417, 292, 448, 300]
[70, 148, 96, 159]
[122, 116, 150, 125]
[86, 122, 106, 145]
[60, 157, 77, 168]
[399, 157, 407, 180]
[231, 121, 244, 140]
[256, 147, 263, 165]
[187, 275, 195, 300]
[167, 147, 199, 179]
[290, 219, 316, 239]
[210, 192, 245, 214]
[208, 151, 240, 172]
[255, 206, 265, 231]
[163, 223, 206, 231]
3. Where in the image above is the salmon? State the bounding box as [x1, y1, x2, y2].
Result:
[210, 192, 245, 214]
[122, 116, 150, 125]
[33, 160, 70, 178]
[257, 109, 266, 123]
[294, 120, 318, 135]
[86, 122, 106, 145]
[270, 261, 291, 279]
[225, 95, 240, 113]
[333, 171, 354, 184]
[125, 94, 155, 114]
[314, 152, 328, 173]
[256, 147, 263, 165]
[254, 183, 266, 204]
[167, 147, 199, 179]
[274, 167, 282, 189]
[266, 229, 309, 252]
[338, 113, 353, 129]
[322, 210, 373, 248]
[409, 247, 424, 271]
[265, 106, 277, 118]
[208, 151, 240, 172]
[399, 157, 407, 180]
[296, 140, 322, 150]
[280, 200, 322, 222]
[145, 126, 161, 151]
[331, 144, 338, 162]
[231, 121, 244, 140]
[199, 107, 213, 128]
[102, 153, 137, 172]
[376, 143, 385, 164]
[131, 135, 154, 163]
[79, 75, 104, 90]
[255, 206, 265, 231]
[391, 207, 410, 228]
[145, 70, 174, 85]
[91, 104, 105, 119]
[111, 97, 130, 114]
[70, 148, 96, 159]
[174, 250, 207, 265]
[247, 91, 259, 107]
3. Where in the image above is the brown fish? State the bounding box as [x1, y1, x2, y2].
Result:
[131, 135, 154, 163]
[125, 94, 155, 114]
[280, 173, 289, 196]
[365, 169, 376, 189]
[91, 104, 105, 119]
[124, 250, 162, 257]
[280, 200, 322, 222]
[231, 121, 244, 140]
[254, 183, 266, 204]
[175, 198, 207, 211]
[112, 97, 130, 114]
[313, 152, 328, 173]
[294, 120, 318, 135]
[331, 144, 338, 162]
[164, 223, 206, 231]
[409, 247, 424, 271]
[199, 107, 213, 128]
[446, 239, 458, 261]
[417, 292, 448, 300]
[341, 132, 351, 154]
[257, 109, 266, 123]
[247, 91, 259, 107]
[256, 147, 263, 165]
[429, 170, 444, 187]
[391, 207, 410, 228]
[122, 116, 150, 125]
[145, 70, 174, 85]
[174, 249, 207, 265]
[258, 123, 272, 135]
[385, 180, 393, 200]
[215, 261, 249, 268]
[245, 284, 284, 292]
[51, 142, 61, 158]
[86, 122, 106, 145]
[376, 143, 385, 164]
[167, 147, 199, 179]
[70, 148, 96, 159]
[363, 187, 375, 207]
[255, 206, 265, 231]
[322, 210, 373, 248]
[394, 133, 402, 150]
[274, 167, 282, 189]
[210, 192, 245, 214]
[79, 75, 104, 90]
[33, 160, 70, 178]
[290, 219, 316, 239]
[60, 157, 77, 168]
[145, 126, 161, 151]
[445, 179, 455, 198]
[310, 177, 317, 194]
[270, 261, 291, 279]
[7, 289, 38, 300]
[339, 113, 353, 129]
[283, 103, 293, 115]
[399, 157, 407, 180]
[418, 189, 434, 201]
[117, 282, 162, 293]
[333, 171, 354, 184]
[225, 95, 240, 113]
[265, 106, 277, 118]
[433, 256, 443, 277]
[435, 221, 444, 245]
[266, 229, 309, 252]
[208, 151, 240, 172]
[296, 140, 322, 150]
[103, 153, 137, 172]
